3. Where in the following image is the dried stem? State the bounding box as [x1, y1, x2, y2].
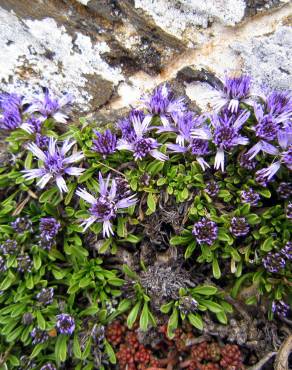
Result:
[247, 351, 277, 370]
[274, 335, 292, 370]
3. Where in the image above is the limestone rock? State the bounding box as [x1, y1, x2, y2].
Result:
[0, 0, 291, 124]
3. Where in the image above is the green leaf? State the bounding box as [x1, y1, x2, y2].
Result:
[160, 301, 174, 314]
[55, 334, 68, 363]
[147, 193, 156, 213]
[188, 313, 203, 330]
[73, 334, 82, 359]
[122, 265, 138, 280]
[139, 302, 149, 331]
[167, 308, 178, 339]
[170, 235, 193, 246]
[258, 188, 271, 198]
[212, 258, 221, 279]
[104, 339, 116, 364]
[39, 187, 58, 203]
[216, 311, 227, 324]
[36, 311, 46, 330]
[117, 299, 132, 313]
[184, 240, 196, 259]
[0, 271, 15, 290]
[127, 302, 141, 329]
[200, 300, 223, 313]
[246, 213, 261, 225]
[30, 343, 46, 358]
[192, 285, 218, 295]
[261, 237, 274, 252]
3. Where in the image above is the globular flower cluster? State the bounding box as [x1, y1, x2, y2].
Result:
[272, 300, 290, 318]
[31, 328, 49, 345]
[36, 287, 54, 306]
[56, 313, 75, 335]
[193, 218, 218, 246]
[11, 217, 33, 233]
[39, 217, 61, 249]
[230, 217, 249, 237]
[263, 241, 292, 274]
[240, 188, 260, 207]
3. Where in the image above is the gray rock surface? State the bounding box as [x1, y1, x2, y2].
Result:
[0, 0, 291, 122]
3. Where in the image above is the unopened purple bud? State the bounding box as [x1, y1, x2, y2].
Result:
[22, 312, 34, 325]
[286, 202, 292, 219]
[255, 170, 268, 187]
[40, 364, 57, 370]
[263, 252, 286, 273]
[56, 313, 75, 335]
[272, 300, 290, 317]
[11, 217, 33, 233]
[35, 134, 50, 149]
[31, 328, 49, 345]
[281, 241, 292, 261]
[36, 287, 54, 306]
[278, 182, 292, 199]
[230, 217, 249, 237]
[17, 254, 33, 273]
[92, 129, 117, 156]
[239, 151, 256, 170]
[0, 256, 7, 273]
[205, 181, 219, 198]
[193, 217, 218, 246]
[0, 239, 18, 255]
[282, 146, 292, 169]
[240, 188, 260, 206]
[40, 217, 61, 241]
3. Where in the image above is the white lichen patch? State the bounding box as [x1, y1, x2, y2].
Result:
[0, 8, 123, 111]
[134, 0, 246, 39]
[232, 26, 292, 91]
[76, 0, 91, 6]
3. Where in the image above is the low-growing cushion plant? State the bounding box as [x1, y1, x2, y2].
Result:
[0, 77, 291, 369]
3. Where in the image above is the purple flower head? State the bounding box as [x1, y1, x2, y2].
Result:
[17, 254, 33, 273]
[142, 84, 186, 127]
[266, 91, 292, 123]
[281, 241, 292, 261]
[76, 172, 137, 238]
[118, 110, 144, 142]
[35, 134, 50, 149]
[0, 239, 18, 255]
[36, 287, 54, 305]
[192, 109, 249, 171]
[22, 138, 84, 193]
[40, 217, 61, 241]
[230, 217, 249, 237]
[272, 300, 290, 318]
[192, 217, 218, 246]
[0, 108, 22, 130]
[263, 252, 286, 273]
[56, 313, 75, 335]
[92, 129, 117, 157]
[0, 256, 7, 273]
[166, 112, 210, 170]
[205, 181, 219, 198]
[238, 151, 257, 170]
[255, 113, 279, 142]
[277, 182, 292, 199]
[40, 364, 57, 370]
[212, 75, 251, 113]
[240, 188, 260, 207]
[117, 114, 168, 162]
[26, 88, 72, 123]
[20, 116, 42, 134]
[178, 296, 198, 315]
[0, 92, 22, 111]
[252, 130, 292, 182]
[11, 217, 33, 233]
[31, 328, 49, 345]
[286, 202, 292, 219]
